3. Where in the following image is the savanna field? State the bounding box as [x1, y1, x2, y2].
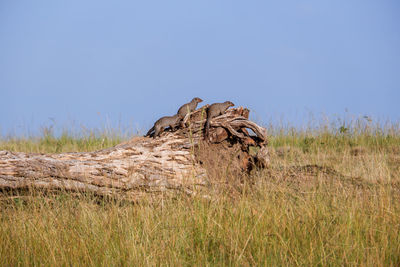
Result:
[1, 119, 399, 266]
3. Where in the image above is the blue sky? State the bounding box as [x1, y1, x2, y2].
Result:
[1, 0, 399, 136]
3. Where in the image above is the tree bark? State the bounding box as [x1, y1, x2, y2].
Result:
[0, 107, 268, 199]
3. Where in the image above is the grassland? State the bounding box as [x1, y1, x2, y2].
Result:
[1, 120, 399, 266]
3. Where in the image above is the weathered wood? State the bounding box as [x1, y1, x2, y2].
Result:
[0, 107, 268, 199]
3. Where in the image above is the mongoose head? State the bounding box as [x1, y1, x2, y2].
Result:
[224, 101, 235, 107]
[192, 97, 203, 103]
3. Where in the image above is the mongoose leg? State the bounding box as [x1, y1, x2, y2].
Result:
[180, 113, 190, 128]
[154, 125, 162, 137]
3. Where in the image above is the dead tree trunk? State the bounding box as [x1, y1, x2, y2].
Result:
[0, 107, 268, 199]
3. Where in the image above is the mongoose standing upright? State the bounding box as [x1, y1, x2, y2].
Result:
[145, 114, 183, 138]
[177, 97, 203, 119]
[205, 101, 235, 139]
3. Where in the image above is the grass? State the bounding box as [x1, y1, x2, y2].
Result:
[1, 120, 399, 266]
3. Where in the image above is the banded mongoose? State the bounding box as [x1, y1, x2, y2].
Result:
[145, 114, 183, 138]
[177, 97, 203, 123]
[205, 101, 235, 138]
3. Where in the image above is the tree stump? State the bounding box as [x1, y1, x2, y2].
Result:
[0, 107, 268, 199]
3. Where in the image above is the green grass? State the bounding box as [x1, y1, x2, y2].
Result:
[1, 122, 399, 266]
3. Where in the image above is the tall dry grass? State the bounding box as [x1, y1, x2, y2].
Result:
[0, 119, 399, 266]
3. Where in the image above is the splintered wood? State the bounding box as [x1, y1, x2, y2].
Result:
[0, 107, 269, 199]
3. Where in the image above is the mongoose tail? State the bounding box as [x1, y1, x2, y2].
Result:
[204, 101, 235, 139]
[145, 126, 155, 137]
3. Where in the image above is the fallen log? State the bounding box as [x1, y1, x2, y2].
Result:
[0, 107, 269, 199]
